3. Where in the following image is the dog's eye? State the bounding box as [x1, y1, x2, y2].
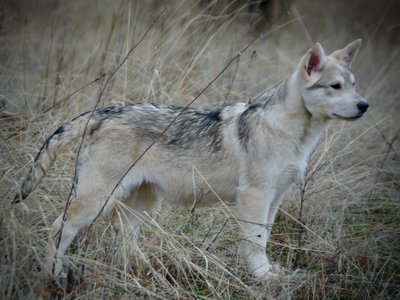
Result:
[330, 83, 342, 90]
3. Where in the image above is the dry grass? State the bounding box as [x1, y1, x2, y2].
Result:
[1, 0, 399, 298]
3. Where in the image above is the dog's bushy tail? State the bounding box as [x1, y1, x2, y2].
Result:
[14, 112, 99, 202]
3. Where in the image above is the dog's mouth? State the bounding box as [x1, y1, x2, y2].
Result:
[332, 113, 363, 121]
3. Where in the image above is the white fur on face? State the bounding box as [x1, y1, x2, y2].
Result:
[302, 58, 366, 120]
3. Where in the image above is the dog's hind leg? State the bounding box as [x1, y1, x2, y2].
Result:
[119, 182, 164, 250]
[47, 178, 138, 275]
[47, 192, 110, 275]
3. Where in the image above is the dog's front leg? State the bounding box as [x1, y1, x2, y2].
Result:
[237, 185, 275, 278]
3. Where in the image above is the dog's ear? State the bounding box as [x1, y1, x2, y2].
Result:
[304, 43, 327, 77]
[331, 39, 362, 66]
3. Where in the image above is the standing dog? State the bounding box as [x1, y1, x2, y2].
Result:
[15, 40, 368, 277]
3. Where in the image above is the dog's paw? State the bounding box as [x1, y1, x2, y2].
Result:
[252, 264, 275, 278]
[251, 262, 290, 281]
[271, 262, 286, 274]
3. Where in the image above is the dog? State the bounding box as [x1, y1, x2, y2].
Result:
[15, 40, 368, 278]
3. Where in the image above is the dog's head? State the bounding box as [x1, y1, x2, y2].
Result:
[299, 39, 368, 120]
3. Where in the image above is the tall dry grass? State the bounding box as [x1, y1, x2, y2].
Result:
[1, 0, 399, 298]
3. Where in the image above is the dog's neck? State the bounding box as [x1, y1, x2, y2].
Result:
[288, 73, 329, 161]
[258, 73, 329, 160]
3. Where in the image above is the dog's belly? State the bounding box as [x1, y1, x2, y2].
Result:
[163, 170, 238, 208]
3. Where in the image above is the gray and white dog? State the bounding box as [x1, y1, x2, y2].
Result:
[15, 40, 368, 278]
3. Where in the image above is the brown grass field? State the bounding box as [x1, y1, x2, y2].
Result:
[1, 0, 399, 298]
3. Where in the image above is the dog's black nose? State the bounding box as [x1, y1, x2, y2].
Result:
[357, 101, 369, 113]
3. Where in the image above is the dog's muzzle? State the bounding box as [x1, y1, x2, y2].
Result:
[333, 99, 369, 120]
[357, 101, 369, 114]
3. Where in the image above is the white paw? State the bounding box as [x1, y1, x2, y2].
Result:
[244, 254, 275, 278]
[248, 259, 286, 279]
[252, 264, 277, 278]
[271, 262, 285, 274]
[239, 241, 283, 279]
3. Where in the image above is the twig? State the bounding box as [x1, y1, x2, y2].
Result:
[379, 128, 399, 168]
[224, 53, 240, 102]
[279, 207, 335, 250]
[294, 182, 306, 266]
[43, 74, 106, 113]
[205, 218, 231, 252]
